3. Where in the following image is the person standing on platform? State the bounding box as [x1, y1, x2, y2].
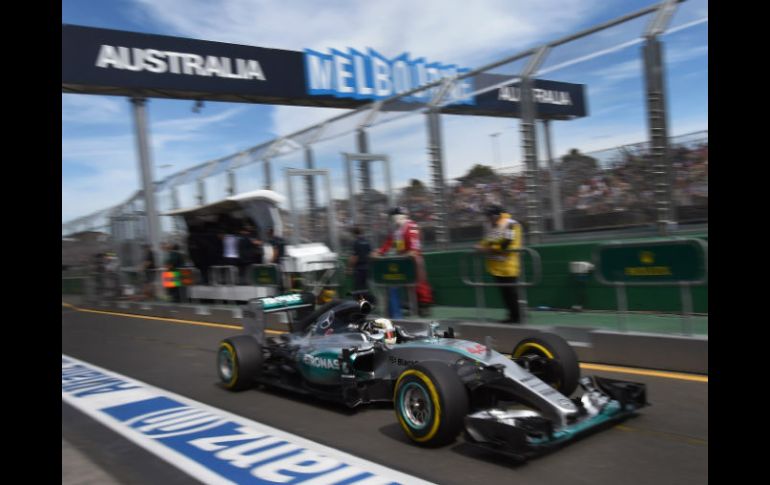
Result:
[374, 207, 433, 317]
[475, 205, 523, 323]
[347, 226, 371, 292]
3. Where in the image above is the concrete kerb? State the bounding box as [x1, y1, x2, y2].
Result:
[590, 330, 708, 374]
[452, 321, 706, 374]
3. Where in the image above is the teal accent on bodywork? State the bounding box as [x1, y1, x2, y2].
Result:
[529, 401, 628, 445]
[398, 381, 432, 430]
[260, 294, 306, 310]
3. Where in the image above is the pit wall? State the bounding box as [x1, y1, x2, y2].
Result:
[410, 235, 708, 314]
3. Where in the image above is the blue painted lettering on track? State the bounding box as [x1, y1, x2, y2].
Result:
[62, 354, 434, 485]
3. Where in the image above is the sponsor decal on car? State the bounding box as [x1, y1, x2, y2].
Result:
[303, 354, 341, 370]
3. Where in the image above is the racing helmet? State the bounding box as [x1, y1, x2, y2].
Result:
[369, 318, 397, 345]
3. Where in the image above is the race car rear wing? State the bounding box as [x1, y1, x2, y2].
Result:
[243, 292, 315, 342]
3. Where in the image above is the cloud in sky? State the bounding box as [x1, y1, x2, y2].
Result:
[62, 101, 248, 222]
[133, 0, 602, 65]
[62, 0, 708, 225]
[62, 95, 127, 124]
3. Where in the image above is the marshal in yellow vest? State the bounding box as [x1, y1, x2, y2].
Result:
[479, 213, 523, 277]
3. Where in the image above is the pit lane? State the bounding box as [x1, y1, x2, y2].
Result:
[62, 306, 707, 485]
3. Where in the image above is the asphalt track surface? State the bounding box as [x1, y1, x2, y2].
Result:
[62, 305, 708, 485]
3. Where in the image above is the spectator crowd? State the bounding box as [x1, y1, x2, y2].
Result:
[395, 132, 708, 233]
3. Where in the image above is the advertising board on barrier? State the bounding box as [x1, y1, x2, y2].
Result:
[594, 239, 708, 285]
[371, 258, 417, 286]
[63, 24, 587, 119]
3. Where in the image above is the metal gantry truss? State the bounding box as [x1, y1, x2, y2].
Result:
[63, 1, 690, 244]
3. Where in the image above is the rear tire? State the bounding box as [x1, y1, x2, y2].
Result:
[393, 361, 468, 447]
[218, 335, 263, 391]
[512, 333, 580, 396]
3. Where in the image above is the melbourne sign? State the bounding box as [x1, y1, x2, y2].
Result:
[305, 48, 474, 104]
[63, 24, 587, 119]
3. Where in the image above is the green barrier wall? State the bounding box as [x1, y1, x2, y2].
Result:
[62, 277, 86, 295]
[353, 235, 707, 314]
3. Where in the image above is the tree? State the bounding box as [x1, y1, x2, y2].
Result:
[457, 164, 497, 185]
[560, 149, 598, 172]
[403, 179, 428, 197]
[559, 149, 598, 195]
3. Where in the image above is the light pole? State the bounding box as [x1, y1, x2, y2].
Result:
[490, 132, 502, 169]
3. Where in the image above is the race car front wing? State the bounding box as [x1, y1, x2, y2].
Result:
[463, 375, 648, 459]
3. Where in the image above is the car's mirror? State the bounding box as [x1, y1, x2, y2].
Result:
[359, 300, 372, 315]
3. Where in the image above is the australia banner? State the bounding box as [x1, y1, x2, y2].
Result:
[63, 24, 587, 119]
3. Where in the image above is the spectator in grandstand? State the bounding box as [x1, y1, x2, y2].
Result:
[475, 204, 523, 324]
[374, 206, 433, 317]
[347, 226, 371, 292]
[576, 183, 591, 211]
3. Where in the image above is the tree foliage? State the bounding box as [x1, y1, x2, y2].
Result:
[457, 164, 497, 185]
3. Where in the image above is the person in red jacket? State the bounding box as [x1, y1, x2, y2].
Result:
[374, 207, 433, 316]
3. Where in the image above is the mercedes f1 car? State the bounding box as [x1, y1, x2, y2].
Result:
[216, 292, 647, 459]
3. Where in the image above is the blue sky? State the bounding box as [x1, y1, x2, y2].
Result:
[62, 0, 708, 225]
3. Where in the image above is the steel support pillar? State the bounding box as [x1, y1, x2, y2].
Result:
[518, 47, 550, 244]
[304, 146, 318, 241]
[171, 187, 180, 210]
[345, 155, 357, 227]
[286, 169, 299, 245]
[130, 97, 161, 257]
[196, 178, 206, 206]
[643, 37, 675, 234]
[356, 129, 373, 243]
[425, 109, 450, 248]
[542, 120, 563, 232]
[263, 158, 273, 190]
[286, 169, 339, 254]
[227, 170, 236, 196]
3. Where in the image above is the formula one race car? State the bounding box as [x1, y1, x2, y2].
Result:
[217, 292, 647, 459]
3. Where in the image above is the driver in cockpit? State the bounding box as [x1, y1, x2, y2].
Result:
[361, 318, 397, 345]
[311, 303, 396, 345]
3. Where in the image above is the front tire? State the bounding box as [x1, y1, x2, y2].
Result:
[393, 361, 468, 447]
[512, 332, 580, 396]
[218, 335, 263, 391]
